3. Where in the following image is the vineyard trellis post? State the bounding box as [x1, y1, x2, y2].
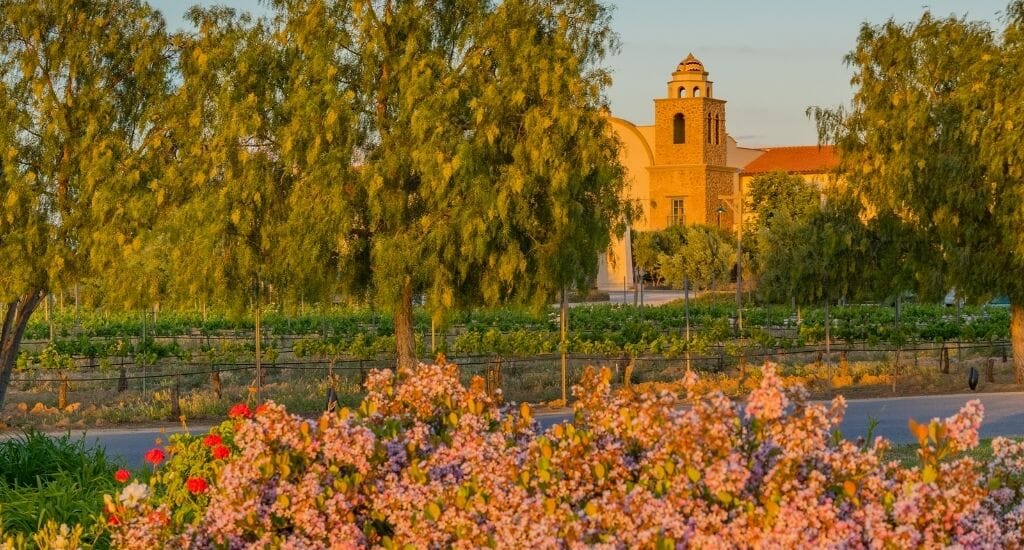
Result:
[824, 299, 832, 383]
[560, 288, 568, 404]
[684, 276, 692, 373]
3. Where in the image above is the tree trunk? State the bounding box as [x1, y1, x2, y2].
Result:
[117, 364, 128, 393]
[0, 291, 44, 411]
[58, 372, 69, 410]
[395, 278, 417, 370]
[1013, 303, 1024, 385]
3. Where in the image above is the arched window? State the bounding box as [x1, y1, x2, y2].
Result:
[693, 87, 701, 97]
[677, 87, 686, 98]
[673, 113, 685, 144]
[706, 113, 712, 143]
[714, 116, 720, 145]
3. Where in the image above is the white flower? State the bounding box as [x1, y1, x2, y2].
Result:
[118, 481, 150, 508]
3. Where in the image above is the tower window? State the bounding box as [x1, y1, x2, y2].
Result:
[673, 113, 685, 144]
[693, 87, 701, 97]
[707, 113, 712, 143]
[677, 87, 686, 98]
[714, 115, 720, 145]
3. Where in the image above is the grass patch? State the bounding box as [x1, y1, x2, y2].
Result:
[882, 438, 1020, 468]
[0, 430, 122, 544]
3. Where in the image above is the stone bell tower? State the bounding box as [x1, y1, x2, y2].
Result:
[648, 53, 732, 229]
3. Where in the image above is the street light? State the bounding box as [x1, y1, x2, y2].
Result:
[720, 173, 744, 334]
[715, 204, 726, 229]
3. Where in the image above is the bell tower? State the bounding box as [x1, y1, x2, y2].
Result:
[647, 53, 732, 230]
[653, 53, 726, 166]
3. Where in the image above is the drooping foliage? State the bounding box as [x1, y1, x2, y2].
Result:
[0, 0, 175, 408]
[811, 4, 1024, 381]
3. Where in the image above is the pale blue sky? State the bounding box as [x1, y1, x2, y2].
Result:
[151, 0, 1007, 146]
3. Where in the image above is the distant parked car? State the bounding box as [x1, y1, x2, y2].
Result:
[943, 290, 964, 307]
[986, 295, 1010, 307]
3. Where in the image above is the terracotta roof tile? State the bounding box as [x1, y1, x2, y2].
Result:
[740, 145, 838, 176]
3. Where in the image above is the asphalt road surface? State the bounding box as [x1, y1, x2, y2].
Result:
[8, 392, 1022, 467]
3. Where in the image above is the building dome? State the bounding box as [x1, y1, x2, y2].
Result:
[679, 53, 704, 73]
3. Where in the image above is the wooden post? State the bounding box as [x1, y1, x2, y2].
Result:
[169, 376, 182, 420]
[117, 363, 128, 393]
[684, 276, 691, 373]
[211, 364, 222, 399]
[824, 300, 832, 382]
[986, 358, 996, 383]
[892, 348, 901, 393]
[57, 371, 69, 410]
[254, 288, 263, 403]
[560, 288, 568, 404]
[624, 357, 635, 391]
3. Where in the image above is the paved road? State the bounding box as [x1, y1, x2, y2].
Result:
[537, 392, 1024, 443]
[596, 289, 688, 307]
[7, 392, 1022, 466]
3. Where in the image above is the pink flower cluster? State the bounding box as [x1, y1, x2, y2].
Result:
[107, 361, 1024, 548]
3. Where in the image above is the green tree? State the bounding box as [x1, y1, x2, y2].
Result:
[658, 225, 736, 291]
[757, 190, 869, 306]
[745, 171, 820, 285]
[632, 228, 681, 286]
[152, 3, 360, 391]
[812, 6, 1024, 382]
[746, 171, 819, 233]
[328, 0, 630, 368]
[0, 0, 174, 409]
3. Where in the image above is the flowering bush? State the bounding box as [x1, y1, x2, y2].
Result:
[105, 359, 1024, 548]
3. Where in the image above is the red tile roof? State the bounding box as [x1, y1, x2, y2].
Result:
[740, 145, 838, 176]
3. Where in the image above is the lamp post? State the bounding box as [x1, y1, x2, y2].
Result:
[720, 172, 744, 334]
[716, 204, 726, 229]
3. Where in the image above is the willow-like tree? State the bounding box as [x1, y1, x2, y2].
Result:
[330, 0, 631, 368]
[812, 6, 1024, 382]
[0, 0, 174, 409]
[159, 3, 359, 388]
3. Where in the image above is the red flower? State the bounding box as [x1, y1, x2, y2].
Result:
[228, 403, 252, 419]
[186, 477, 209, 495]
[144, 448, 165, 466]
[203, 434, 223, 447]
[211, 444, 230, 460]
[254, 403, 269, 415]
[107, 514, 120, 526]
[114, 469, 131, 483]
